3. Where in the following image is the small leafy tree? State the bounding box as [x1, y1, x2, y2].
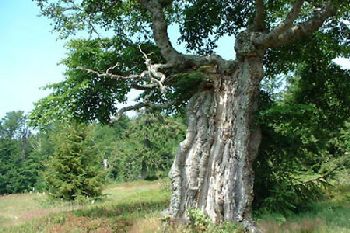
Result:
[45, 123, 104, 201]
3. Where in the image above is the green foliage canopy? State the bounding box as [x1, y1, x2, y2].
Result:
[30, 0, 350, 125]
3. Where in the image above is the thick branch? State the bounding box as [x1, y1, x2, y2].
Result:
[139, 0, 183, 65]
[255, 0, 305, 46]
[112, 101, 172, 121]
[185, 54, 237, 74]
[253, 0, 266, 31]
[139, 1, 237, 72]
[272, 0, 305, 36]
[255, 1, 336, 48]
[113, 103, 147, 121]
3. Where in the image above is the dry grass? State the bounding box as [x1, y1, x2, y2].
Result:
[0, 180, 168, 233]
[46, 213, 114, 233]
[259, 218, 325, 233]
[0, 181, 349, 233]
[0, 193, 71, 227]
[129, 216, 163, 233]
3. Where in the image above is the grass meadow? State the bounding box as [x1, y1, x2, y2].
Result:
[0, 179, 349, 233]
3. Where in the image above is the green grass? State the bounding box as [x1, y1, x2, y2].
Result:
[0, 180, 349, 233]
[0, 180, 169, 233]
[256, 184, 350, 233]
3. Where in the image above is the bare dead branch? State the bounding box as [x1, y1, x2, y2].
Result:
[77, 64, 142, 80]
[255, 1, 336, 48]
[77, 47, 170, 92]
[139, 45, 168, 92]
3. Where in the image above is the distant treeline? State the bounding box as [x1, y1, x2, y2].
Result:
[0, 111, 185, 198]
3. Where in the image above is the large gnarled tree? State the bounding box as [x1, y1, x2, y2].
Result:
[33, 0, 349, 231]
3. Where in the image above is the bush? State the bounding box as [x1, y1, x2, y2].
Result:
[187, 209, 244, 233]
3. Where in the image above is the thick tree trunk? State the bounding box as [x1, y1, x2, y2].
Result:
[168, 32, 264, 232]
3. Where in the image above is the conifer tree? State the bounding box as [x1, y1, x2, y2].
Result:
[45, 123, 103, 201]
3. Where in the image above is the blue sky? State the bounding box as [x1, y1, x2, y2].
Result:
[0, 0, 65, 118]
[0, 1, 349, 119]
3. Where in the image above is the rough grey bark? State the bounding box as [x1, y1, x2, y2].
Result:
[168, 32, 264, 232]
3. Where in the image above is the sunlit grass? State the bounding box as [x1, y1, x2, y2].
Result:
[0, 180, 169, 233]
[0, 180, 349, 233]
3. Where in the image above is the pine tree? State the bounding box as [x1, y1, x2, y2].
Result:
[45, 123, 103, 201]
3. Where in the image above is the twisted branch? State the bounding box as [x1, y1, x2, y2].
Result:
[77, 47, 169, 92]
[76, 46, 175, 118]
